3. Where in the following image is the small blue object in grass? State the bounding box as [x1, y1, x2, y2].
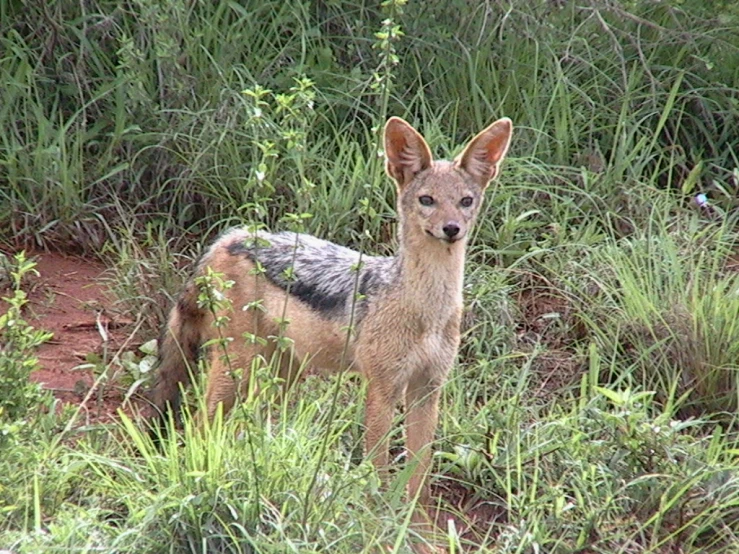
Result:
[695, 193, 708, 207]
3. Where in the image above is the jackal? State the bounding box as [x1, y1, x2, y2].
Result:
[151, 116, 512, 512]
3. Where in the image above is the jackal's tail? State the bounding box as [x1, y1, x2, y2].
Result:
[149, 280, 205, 437]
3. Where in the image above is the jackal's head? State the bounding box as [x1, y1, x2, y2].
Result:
[384, 116, 512, 245]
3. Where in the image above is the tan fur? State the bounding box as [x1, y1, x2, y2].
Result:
[151, 116, 513, 541]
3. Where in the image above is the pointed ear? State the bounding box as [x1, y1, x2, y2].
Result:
[456, 117, 513, 188]
[384, 117, 433, 188]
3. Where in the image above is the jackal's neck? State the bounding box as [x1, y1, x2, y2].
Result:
[393, 230, 466, 316]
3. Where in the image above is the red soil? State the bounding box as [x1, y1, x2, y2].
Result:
[9, 251, 135, 423]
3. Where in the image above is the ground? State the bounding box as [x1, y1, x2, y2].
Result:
[15, 251, 135, 423]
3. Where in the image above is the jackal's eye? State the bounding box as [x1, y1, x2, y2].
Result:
[460, 196, 474, 207]
[418, 195, 435, 206]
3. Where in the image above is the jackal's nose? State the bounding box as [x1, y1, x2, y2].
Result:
[443, 223, 461, 238]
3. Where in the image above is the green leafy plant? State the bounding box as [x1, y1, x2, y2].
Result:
[0, 252, 53, 426]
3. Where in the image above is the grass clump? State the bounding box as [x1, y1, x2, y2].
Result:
[439, 345, 739, 552]
[553, 218, 739, 414]
[3, 379, 434, 554]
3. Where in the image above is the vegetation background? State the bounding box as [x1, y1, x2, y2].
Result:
[2, 0, 739, 552]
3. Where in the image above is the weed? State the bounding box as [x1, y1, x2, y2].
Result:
[0, 252, 53, 426]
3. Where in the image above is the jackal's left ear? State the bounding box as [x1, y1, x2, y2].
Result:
[384, 117, 433, 188]
[456, 118, 513, 188]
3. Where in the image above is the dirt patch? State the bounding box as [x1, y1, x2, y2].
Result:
[726, 252, 739, 273]
[432, 478, 506, 547]
[5, 251, 137, 423]
[515, 277, 585, 398]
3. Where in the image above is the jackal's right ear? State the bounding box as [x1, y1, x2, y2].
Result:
[384, 117, 433, 188]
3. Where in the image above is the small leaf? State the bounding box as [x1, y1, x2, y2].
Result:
[594, 386, 626, 405]
[139, 339, 158, 356]
[681, 161, 702, 195]
[138, 356, 157, 374]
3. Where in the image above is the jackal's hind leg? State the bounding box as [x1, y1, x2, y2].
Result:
[203, 341, 274, 422]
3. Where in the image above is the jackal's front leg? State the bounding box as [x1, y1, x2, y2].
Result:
[404, 375, 443, 508]
[364, 374, 402, 474]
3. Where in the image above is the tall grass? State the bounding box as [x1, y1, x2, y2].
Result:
[559, 217, 739, 414]
[2, 0, 737, 250]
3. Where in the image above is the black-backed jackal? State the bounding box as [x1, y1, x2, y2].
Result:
[151, 115, 512, 528]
